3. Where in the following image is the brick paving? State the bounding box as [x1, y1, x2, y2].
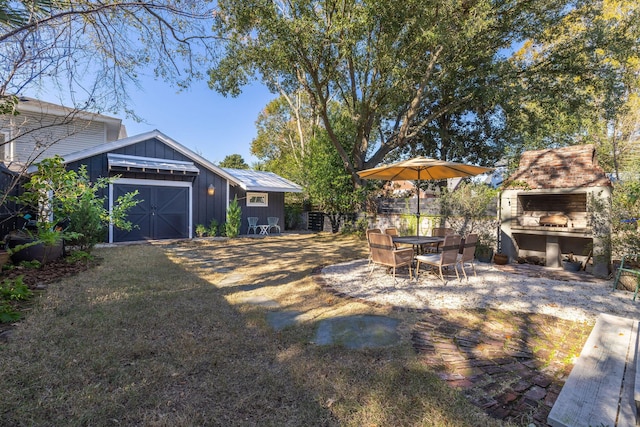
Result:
[411, 310, 584, 426]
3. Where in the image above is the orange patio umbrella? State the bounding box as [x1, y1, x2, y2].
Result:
[357, 156, 493, 236]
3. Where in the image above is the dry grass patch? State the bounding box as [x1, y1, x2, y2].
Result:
[0, 233, 504, 426]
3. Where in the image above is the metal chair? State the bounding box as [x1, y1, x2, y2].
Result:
[613, 254, 640, 300]
[247, 217, 259, 234]
[415, 234, 462, 283]
[267, 217, 281, 233]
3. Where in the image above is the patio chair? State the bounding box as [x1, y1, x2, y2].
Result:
[368, 232, 413, 280]
[247, 217, 259, 234]
[366, 228, 382, 266]
[456, 233, 478, 280]
[415, 234, 462, 283]
[422, 227, 454, 253]
[267, 217, 281, 233]
[613, 254, 640, 300]
[384, 227, 398, 236]
[384, 227, 398, 248]
[384, 227, 410, 250]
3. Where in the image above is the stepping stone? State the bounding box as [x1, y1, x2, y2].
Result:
[314, 315, 401, 349]
[266, 311, 304, 331]
[236, 296, 280, 308]
[218, 273, 246, 287]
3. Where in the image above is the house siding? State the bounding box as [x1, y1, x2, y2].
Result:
[2, 111, 107, 164]
[231, 187, 286, 233]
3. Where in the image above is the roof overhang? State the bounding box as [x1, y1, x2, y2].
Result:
[107, 153, 199, 176]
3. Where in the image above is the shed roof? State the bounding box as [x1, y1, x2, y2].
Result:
[31, 129, 240, 184]
[28, 129, 304, 193]
[222, 168, 303, 193]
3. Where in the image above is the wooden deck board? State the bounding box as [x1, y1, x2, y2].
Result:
[548, 313, 637, 427]
[619, 320, 638, 426]
[635, 319, 640, 425]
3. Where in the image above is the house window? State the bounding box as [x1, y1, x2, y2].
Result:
[247, 192, 268, 207]
[0, 132, 6, 162]
[0, 131, 13, 163]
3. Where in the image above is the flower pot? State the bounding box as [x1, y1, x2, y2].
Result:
[562, 260, 582, 272]
[7, 236, 64, 264]
[476, 248, 493, 263]
[493, 253, 508, 265]
[0, 250, 9, 266]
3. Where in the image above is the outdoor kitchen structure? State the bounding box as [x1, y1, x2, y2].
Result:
[499, 144, 612, 277]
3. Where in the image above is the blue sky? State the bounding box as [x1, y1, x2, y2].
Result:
[120, 78, 276, 166]
[28, 76, 276, 167]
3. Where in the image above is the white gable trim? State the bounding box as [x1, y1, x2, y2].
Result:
[28, 130, 240, 186]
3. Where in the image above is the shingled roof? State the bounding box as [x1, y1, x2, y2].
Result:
[506, 144, 611, 189]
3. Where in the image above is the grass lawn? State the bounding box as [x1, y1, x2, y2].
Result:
[0, 233, 508, 426]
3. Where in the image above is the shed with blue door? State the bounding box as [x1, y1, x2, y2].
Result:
[50, 130, 302, 242]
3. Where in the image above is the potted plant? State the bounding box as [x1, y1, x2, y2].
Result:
[562, 253, 583, 272]
[493, 252, 509, 265]
[475, 241, 494, 263]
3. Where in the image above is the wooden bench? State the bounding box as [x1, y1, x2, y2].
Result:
[547, 313, 639, 427]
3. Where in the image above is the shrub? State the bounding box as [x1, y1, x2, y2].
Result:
[0, 276, 32, 301]
[0, 276, 32, 323]
[341, 216, 368, 238]
[12, 156, 140, 253]
[195, 224, 207, 237]
[439, 182, 498, 239]
[225, 197, 241, 238]
[208, 219, 219, 237]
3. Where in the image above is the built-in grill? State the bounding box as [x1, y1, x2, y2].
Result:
[500, 145, 612, 275]
[513, 193, 588, 230]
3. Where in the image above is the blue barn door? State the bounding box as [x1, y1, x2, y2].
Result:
[113, 183, 190, 242]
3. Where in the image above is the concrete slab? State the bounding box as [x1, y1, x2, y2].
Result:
[266, 311, 304, 331]
[314, 315, 401, 349]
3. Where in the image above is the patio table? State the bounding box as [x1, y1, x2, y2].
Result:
[392, 236, 445, 254]
[258, 224, 270, 235]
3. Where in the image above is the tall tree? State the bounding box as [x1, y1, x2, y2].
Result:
[209, 0, 573, 185]
[0, 0, 217, 222]
[218, 154, 249, 169]
[251, 92, 319, 183]
[504, 0, 640, 173]
[1, 0, 216, 116]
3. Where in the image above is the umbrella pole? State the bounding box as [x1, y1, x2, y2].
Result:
[416, 172, 421, 236]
